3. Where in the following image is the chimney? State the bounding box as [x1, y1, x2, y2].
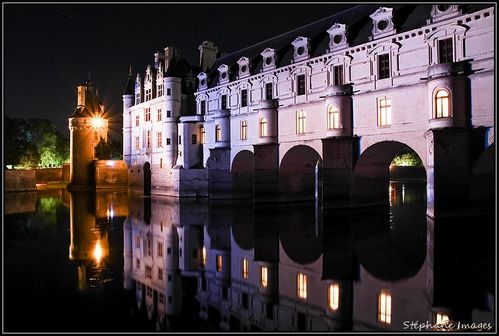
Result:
[77, 85, 87, 106]
[164, 46, 180, 73]
[198, 41, 219, 72]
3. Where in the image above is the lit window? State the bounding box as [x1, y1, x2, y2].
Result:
[434, 89, 450, 118]
[158, 267, 163, 280]
[333, 65, 344, 86]
[328, 106, 340, 129]
[434, 312, 449, 325]
[157, 109, 162, 121]
[328, 284, 340, 311]
[260, 118, 267, 137]
[241, 120, 248, 140]
[297, 111, 306, 134]
[242, 258, 249, 279]
[438, 38, 453, 64]
[157, 241, 163, 257]
[241, 89, 248, 107]
[377, 97, 392, 126]
[135, 115, 140, 126]
[378, 53, 390, 79]
[297, 273, 307, 299]
[144, 108, 151, 122]
[260, 266, 268, 288]
[377, 290, 392, 324]
[297, 74, 306, 96]
[201, 247, 207, 266]
[216, 255, 223, 272]
[265, 82, 273, 100]
[157, 132, 162, 148]
[215, 125, 222, 142]
[200, 127, 206, 144]
[146, 130, 151, 148]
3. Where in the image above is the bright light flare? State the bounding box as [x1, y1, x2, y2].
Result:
[91, 117, 105, 128]
[93, 240, 103, 263]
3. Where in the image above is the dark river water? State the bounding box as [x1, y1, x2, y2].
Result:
[3, 182, 495, 332]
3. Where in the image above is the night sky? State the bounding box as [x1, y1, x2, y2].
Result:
[4, 3, 354, 140]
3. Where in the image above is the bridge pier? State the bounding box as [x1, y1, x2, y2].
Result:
[253, 143, 279, 203]
[207, 147, 232, 199]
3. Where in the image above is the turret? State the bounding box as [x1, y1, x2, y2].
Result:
[198, 41, 219, 72]
[123, 66, 134, 166]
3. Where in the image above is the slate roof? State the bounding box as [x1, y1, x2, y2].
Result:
[204, 4, 491, 89]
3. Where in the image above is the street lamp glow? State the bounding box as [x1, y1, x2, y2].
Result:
[91, 117, 105, 128]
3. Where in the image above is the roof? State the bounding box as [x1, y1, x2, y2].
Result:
[204, 4, 491, 88]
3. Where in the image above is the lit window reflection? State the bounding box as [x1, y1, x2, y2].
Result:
[260, 266, 268, 288]
[297, 273, 307, 299]
[328, 283, 340, 311]
[378, 290, 392, 324]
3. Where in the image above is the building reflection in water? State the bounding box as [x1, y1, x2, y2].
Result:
[121, 181, 494, 332]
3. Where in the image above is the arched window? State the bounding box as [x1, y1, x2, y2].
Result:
[260, 118, 267, 137]
[435, 89, 450, 118]
[328, 106, 340, 129]
[215, 125, 221, 142]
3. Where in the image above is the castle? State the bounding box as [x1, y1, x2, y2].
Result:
[122, 4, 495, 217]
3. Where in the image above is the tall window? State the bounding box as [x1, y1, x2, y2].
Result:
[215, 125, 221, 142]
[260, 266, 268, 288]
[216, 255, 223, 272]
[135, 93, 141, 105]
[135, 136, 140, 150]
[157, 109, 162, 121]
[438, 38, 453, 64]
[166, 88, 171, 96]
[328, 284, 340, 311]
[135, 115, 140, 126]
[145, 265, 152, 279]
[146, 130, 151, 148]
[377, 290, 392, 324]
[158, 267, 163, 280]
[297, 74, 306, 95]
[241, 120, 248, 140]
[221, 95, 227, 110]
[157, 84, 163, 97]
[260, 118, 267, 137]
[297, 273, 307, 299]
[200, 126, 206, 144]
[145, 88, 152, 101]
[144, 108, 151, 122]
[242, 258, 249, 279]
[201, 247, 206, 266]
[265, 82, 273, 100]
[435, 89, 450, 118]
[157, 132, 162, 148]
[378, 53, 390, 79]
[377, 97, 392, 126]
[297, 111, 306, 134]
[328, 106, 340, 129]
[241, 89, 248, 107]
[200, 100, 206, 115]
[333, 65, 344, 85]
[192, 134, 197, 145]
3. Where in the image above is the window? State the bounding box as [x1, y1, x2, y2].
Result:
[265, 82, 273, 100]
[136, 258, 140, 269]
[434, 312, 449, 325]
[221, 95, 227, 110]
[135, 93, 141, 104]
[328, 284, 340, 311]
[216, 255, 223, 272]
[328, 106, 340, 129]
[146, 286, 152, 297]
[157, 84, 163, 97]
[94, 131, 99, 141]
[241, 89, 248, 107]
[377, 97, 392, 126]
[378, 290, 392, 324]
[157, 109, 162, 121]
[167, 247, 172, 255]
[260, 266, 268, 288]
[158, 241, 163, 257]
[215, 125, 222, 142]
[434, 89, 450, 118]
[135, 115, 140, 126]
[144, 108, 151, 122]
[147, 237, 152, 256]
[166, 88, 171, 96]
[242, 258, 249, 279]
[200, 127, 206, 144]
[160, 158, 163, 169]
[260, 118, 267, 137]
[242, 292, 249, 309]
[297, 74, 306, 95]
[201, 247, 206, 266]
[192, 134, 197, 145]
[135, 236, 141, 249]
[297, 111, 306, 134]
[439, 38, 453, 64]
[145, 88, 152, 101]
[159, 293, 165, 304]
[135, 136, 140, 150]
[146, 130, 151, 148]
[333, 65, 344, 85]
[157, 132, 162, 148]
[241, 120, 248, 140]
[178, 135, 182, 145]
[166, 138, 171, 145]
[166, 110, 171, 118]
[200, 100, 206, 115]
[158, 267, 163, 280]
[145, 265, 152, 279]
[297, 273, 307, 299]
[378, 53, 390, 79]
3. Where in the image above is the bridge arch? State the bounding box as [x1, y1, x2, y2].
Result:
[470, 142, 495, 212]
[352, 141, 426, 206]
[231, 150, 254, 198]
[279, 145, 322, 201]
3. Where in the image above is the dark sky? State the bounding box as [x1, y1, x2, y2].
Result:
[4, 3, 354, 140]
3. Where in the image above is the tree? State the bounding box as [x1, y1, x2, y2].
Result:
[95, 137, 112, 160]
[391, 150, 423, 167]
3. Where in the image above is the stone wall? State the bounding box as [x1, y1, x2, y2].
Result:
[92, 160, 128, 189]
[5, 170, 37, 192]
[34, 168, 63, 183]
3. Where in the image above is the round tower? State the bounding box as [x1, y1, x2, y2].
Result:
[123, 67, 135, 166]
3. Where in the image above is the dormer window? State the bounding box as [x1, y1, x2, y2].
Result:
[428, 5, 461, 24]
[197, 72, 208, 90]
[369, 7, 396, 40]
[327, 23, 348, 52]
[291, 37, 310, 62]
[261, 48, 277, 71]
[134, 74, 142, 104]
[237, 57, 250, 78]
[218, 64, 229, 84]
